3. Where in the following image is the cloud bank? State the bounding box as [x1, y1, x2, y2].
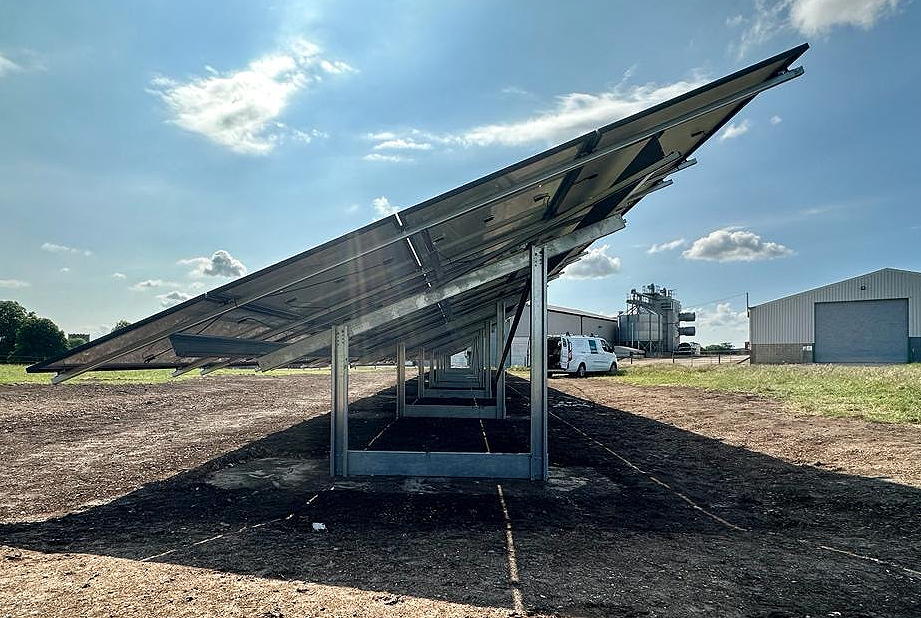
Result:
[647, 238, 686, 254]
[731, 0, 901, 58]
[683, 228, 793, 262]
[41, 242, 92, 256]
[149, 39, 354, 154]
[178, 250, 248, 278]
[563, 245, 622, 279]
[365, 74, 709, 158]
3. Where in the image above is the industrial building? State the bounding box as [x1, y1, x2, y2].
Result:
[749, 268, 921, 364]
[509, 305, 618, 366]
[507, 284, 698, 365]
[617, 284, 696, 356]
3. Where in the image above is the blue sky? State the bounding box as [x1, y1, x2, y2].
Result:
[1, 0, 918, 346]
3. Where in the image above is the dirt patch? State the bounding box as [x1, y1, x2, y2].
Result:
[549, 376, 921, 486]
[0, 372, 392, 521]
[1, 373, 920, 617]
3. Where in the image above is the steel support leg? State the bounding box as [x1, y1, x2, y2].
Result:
[396, 342, 406, 417]
[496, 300, 506, 418]
[483, 322, 492, 396]
[418, 348, 425, 399]
[330, 324, 349, 476]
[529, 245, 548, 480]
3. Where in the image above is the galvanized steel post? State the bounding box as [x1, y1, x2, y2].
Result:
[330, 324, 349, 476]
[529, 245, 548, 480]
[496, 300, 506, 418]
[396, 342, 406, 417]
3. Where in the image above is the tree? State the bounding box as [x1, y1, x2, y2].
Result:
[67, 335, 88, 349]
[12, 316, 67, 362]
[704, 342, 734, 352]
[0, 300, 29, 359]
[111, 319, 131, 333]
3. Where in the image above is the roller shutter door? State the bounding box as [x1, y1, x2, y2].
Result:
[814, 299, 908, 363]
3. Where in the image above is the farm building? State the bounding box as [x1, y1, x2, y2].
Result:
[509, 305, 618, 366]
[749, 268, 921, 364]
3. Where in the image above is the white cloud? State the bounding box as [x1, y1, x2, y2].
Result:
[363, 153, 412, 163]
[720, 119, 751, 141]
[692, 302, 749, 343]
[112, 272, 127, 279]
[790, 0, 900, 34]
[733, 0, 901, 57]
[770, 114, 783, 125]
[129, 279, 179, 291]
[799, 205, 834, 216]
[157, 290, 194, 307]
[647, 238, 686, 254]
[562, 244, 621, 279]
[148, 38, 353, 155]
[364, 73, 708, 156]
[460, 79, 708, 147]
[366, 131, 397, 141]
[372, 138, 433, 151]
[59, 267, 70, 273]
[683, 228, 794, 262]
[0, 53, 22, 77]
[0, 279, 30, 288]
[289, 127, 328, 143]
[500, 85, 532, 97]
[41, 242, 92, 256]
[178, 249, 247, 278]
[372, 196, 398, 218]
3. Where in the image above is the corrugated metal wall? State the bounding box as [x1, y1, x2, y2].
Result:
[510, 306, 619, 365]
[515, 307, 618, 342]
[750, 269, 921, 343]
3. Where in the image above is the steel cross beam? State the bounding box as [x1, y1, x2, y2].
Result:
[257, 214, 626, 371]
[49, 66, 802, 384]
[353, 300, 515, 365]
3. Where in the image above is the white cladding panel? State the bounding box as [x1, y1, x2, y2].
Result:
[750, 269, 921, 343]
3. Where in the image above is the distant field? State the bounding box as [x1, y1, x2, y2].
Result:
[608, 363, 921, 424]
[0, 364, 387, 385]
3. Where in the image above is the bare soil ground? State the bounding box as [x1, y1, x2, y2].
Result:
[1, 372, 920, 617]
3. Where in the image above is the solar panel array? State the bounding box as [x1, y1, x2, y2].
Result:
[29, 45, 807, 383]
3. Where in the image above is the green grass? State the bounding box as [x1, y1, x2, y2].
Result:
[0, 364, 389, 385]
[608, 363, 921, 424]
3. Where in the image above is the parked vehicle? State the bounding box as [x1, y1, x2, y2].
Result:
[548, 335, 618, 377]
[675, 342, 702, 356]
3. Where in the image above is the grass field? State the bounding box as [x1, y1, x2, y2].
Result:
[0, 364, 386, 385]
[6, 362, 919, 424]
[609, 363, 921, 424]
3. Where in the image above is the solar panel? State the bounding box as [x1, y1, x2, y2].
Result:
[29, 45, 808, 383]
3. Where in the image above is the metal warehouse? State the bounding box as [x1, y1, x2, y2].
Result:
[509, 305, 618, 366]
[749, 268, 921, 364]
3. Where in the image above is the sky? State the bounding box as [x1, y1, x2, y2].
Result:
[1, 0, 919, 346]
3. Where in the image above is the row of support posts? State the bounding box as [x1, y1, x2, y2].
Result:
[328, 244, 547, 480]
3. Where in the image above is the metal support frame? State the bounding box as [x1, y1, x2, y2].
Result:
[330, 324, 349, 476]
[396, 342, 406, 417]
[529, 245, 549, 481]
[332, 246, 550, 479]
[257, 213, 625, 372]
[49, 63, 803, 384]
[417, 348, 425, 400]
[496, 300, 507, 419]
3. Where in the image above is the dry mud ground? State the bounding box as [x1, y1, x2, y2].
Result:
[1, 371, 920, 617]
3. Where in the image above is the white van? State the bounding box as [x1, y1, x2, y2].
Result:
[548, 335, 618, 377]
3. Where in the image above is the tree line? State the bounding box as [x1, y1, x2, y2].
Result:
[0, 300, 129, 363]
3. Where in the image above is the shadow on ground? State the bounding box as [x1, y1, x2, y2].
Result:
[2, 376, 920, 616]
